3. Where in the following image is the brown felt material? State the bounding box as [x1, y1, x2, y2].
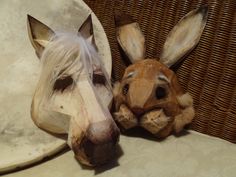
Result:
[84, 0, 236, 143]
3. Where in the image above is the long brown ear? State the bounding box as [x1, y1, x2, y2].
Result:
[78, 14, 97, 48]
[159, 5, 208, 67]
[27, 15, 55, 58]
[115, 12, 146, 64]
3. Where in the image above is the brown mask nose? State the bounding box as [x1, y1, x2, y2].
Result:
[127, 80, 155, 110]
[132, 107, 145, 117]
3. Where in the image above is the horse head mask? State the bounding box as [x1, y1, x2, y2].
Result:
[27, 15, 120, 166]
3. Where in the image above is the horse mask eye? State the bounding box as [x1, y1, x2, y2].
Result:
[53, 76, 73, 92]
[93, 69, 106, 85]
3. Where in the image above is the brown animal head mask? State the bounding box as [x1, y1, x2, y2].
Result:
[113, 6, 208, 138]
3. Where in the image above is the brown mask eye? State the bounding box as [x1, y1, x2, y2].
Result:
[156, 86, 166, 99]
[53, 76, 73, 92]
[123, 84, 129, 95]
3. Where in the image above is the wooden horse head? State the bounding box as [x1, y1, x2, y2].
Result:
[27, 15, 120, 166]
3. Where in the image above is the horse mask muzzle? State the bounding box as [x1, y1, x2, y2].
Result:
[27, 14, 120, 166]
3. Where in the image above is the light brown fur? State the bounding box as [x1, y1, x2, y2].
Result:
[113, 6, 208, 138]
[174, 93, 195, 133]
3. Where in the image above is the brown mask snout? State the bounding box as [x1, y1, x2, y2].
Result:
[119, 59, 180, 116]
[113, 59, 195, 137]
[126, 79, 155, 116]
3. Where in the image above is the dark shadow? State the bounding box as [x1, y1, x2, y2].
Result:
[94, 144, 123, 175]
[118, 45, 132, 66]
[174, 129, 191, 138]
[122, 127, 167, 142]
[170, 57, 186, 72]
[76, 144, 124, 175]
[122, 127, 192, 141]
[170, 52, 194, 73]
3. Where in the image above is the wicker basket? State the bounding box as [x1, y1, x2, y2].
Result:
[84, 0, 236, 143]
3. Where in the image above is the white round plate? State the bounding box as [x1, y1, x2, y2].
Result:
[0, 0, 111, 173]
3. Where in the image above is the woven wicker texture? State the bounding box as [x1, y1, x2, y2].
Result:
[84, 0, 236, 143]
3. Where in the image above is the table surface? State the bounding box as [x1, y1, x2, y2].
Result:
[3, 130, 236, 177]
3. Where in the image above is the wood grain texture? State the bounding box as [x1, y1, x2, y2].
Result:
[0, 0, 113, 172]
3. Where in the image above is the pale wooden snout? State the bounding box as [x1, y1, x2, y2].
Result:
[72, 120, 120, 166]
[32, 78, 120, 166]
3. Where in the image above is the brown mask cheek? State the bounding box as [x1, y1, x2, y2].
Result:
[162, 88, 182, 117]
[161, 100, 181, 117]
[134, 74, 180, 116]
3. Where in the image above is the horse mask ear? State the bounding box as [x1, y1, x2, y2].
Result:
[78, 15, 97, 49]
[27, 15, 55, 58]
[160, 5, 208, 67]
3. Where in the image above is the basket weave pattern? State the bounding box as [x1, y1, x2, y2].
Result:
[84, 0, 236, 143]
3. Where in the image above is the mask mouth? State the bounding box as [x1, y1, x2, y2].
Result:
[139, 108, 173, 134]
[114, 103, 173, 135]
[129, 105, 163, 119]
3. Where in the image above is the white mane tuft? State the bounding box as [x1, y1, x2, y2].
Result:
[37, 32, 110, 96]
